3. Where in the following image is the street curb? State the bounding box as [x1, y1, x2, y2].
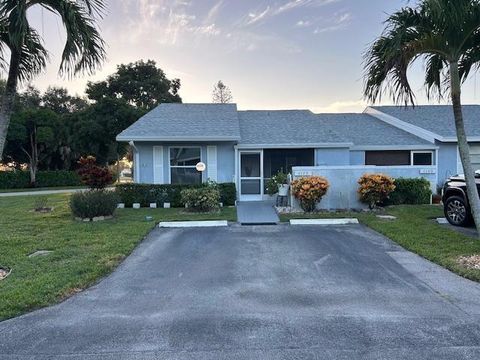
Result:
[289, 218, 359, 225]
[159, 220, 229, 228]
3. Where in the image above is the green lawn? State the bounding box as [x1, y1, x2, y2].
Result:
[282, 205, 480, 282]
[2, 195, 480, 322]
[0, 194, 236, 321]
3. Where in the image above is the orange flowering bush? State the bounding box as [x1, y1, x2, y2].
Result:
[358, 174, 396, 209]
[291, 176, 330, 212]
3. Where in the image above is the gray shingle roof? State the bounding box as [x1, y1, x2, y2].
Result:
[116, 103, 433, 147]
[313, 113, 432, 146]
[238, 110, 347, 146]
[372, 105, 480, 138]
[116, 103, 241, 141]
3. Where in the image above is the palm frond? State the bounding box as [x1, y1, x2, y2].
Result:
[0, 17, 48, 82]
[363, 7, 429, 105]
[39, 0, 106, 77]
[424, 54, 448, 100]
[458, 30, 480, 81]
[362, 2, 465, 106]
[0, 16, 10, 72]
[17, 26, 48, 82]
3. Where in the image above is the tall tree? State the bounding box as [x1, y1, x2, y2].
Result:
[86, 60, 182, 110]
[0, 0, 106, 158]
[69, 98, 145, 165]
[212, 80, 233, 103]
[364, 0, 480, 234]
[42, 87, 88, 114]
[6, 108, 60, 185]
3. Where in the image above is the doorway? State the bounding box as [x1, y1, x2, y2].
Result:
[239, 151, 263, 201]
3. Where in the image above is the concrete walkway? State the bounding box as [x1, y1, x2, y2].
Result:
[236, 201, 280, 224]
[0, 187, 114, 197]
[2, 225, 480, 359]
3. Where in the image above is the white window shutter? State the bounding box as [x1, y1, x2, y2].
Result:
[207, 146, 218, 182]
[153, 146, 164, 184]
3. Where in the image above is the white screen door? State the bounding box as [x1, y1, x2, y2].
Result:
[239, 151, 263, 201]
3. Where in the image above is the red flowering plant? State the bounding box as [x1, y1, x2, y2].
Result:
[357, 173, 396, 209]
[77, 156, 113, 190]
[291, 176, 330, 212]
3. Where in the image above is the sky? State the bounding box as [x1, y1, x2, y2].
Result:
[23, 0, 480, 113]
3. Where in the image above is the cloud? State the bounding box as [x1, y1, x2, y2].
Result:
[240, 0, 339, 27]
[245, 6, 271, 26]
[194, 23, 221, 36]
[205, 0, 224, 24]
[116, 0, 225, 46]
[313, 100, 367, 113]
[224, 31, 302, 53]
[276, 0, 339, 15]
[295, 19, 311, 27]
[313, 11, 351, 34]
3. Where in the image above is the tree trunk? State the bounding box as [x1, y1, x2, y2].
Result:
[29, 127, 38, 187]
[450, 62, 480, 235]
[0, 50, 21, 158]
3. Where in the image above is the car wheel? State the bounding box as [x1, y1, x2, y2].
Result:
[444, 196, 472, 227]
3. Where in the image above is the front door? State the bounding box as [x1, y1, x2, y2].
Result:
[239, 151, 263, 201]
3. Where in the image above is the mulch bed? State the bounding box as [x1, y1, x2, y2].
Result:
[457, 255, 480, 270]
[0, 267, 12, 281]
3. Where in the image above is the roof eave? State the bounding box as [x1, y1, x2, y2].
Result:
[235, 142, 354, 149]
[116, 135, 241, 142]
[439, 136, 480, 143]
[365, 107, 439, 143]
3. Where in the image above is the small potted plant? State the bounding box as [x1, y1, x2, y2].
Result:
[266, 170, 289, 197]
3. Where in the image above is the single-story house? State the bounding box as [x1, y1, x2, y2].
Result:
[116, 103, 480, 202]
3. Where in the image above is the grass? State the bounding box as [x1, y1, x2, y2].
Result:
[0, 194, 236, 321]
[282, 205, 480, 282]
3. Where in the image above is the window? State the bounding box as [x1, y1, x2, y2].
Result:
[412, 151, 433, 166]
[366, 150, 434, 166]
[365, 151, 410, 166]
[262, 149, 314, 191]
[169, 147, 202, 184]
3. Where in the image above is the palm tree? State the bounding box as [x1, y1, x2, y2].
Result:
[364, 0, 480, 234]
[0, 0, 106, 157]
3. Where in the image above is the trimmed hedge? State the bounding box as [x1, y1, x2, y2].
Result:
[387, 178, 432, 205]
[70, 190, 120, 219]
[115, 182, 236, 208]
[181, 186, 221, 212]
[0, 171, 82, 189]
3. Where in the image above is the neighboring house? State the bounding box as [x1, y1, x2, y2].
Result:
[116, 103, 479, 201]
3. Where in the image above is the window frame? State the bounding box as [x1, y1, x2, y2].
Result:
[168, 146, 202, 184]
[411, 150, 434, 166]
[365, 150, 411, 166]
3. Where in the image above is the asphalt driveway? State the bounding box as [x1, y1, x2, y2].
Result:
[2, 224, 480, 359]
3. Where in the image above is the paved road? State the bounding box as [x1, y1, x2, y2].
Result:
[2, 225, 480, 359]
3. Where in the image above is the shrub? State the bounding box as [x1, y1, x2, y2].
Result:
[0, 170, 82, 189]
[266, 171, 288, 196]
[217, 183, 236, 206]
[386, 178, 432, 205]
[70, 190, 120, 219]
[358, 174, 396, 209]
[115, 183, 236, 208]
[291, 176, 329, 212]
[181, 185, 221, 212]
[77, 156, 113, 189]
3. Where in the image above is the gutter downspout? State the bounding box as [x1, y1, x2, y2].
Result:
[129, 141, 140, 183]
